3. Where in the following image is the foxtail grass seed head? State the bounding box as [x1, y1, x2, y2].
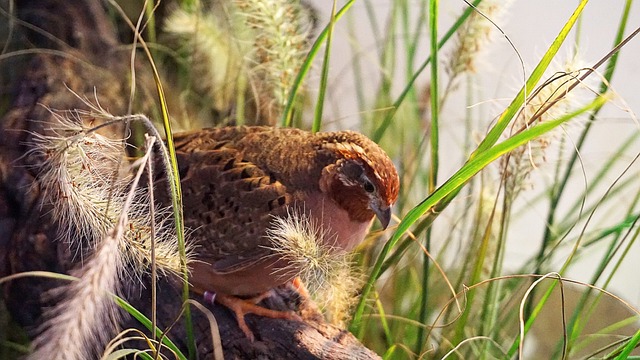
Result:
[265, 209, 362, 326]
[28, 228, 124, 360]
[29, 134, 153, 360]
[27, 122, 187, 358]
[502, 56, 589, 197]
[29, 108, 188, 275]
[164, 5, 249, 115]
[318, 263, 363, 327]
[447, 0, 512, 77]
[28, 109, 129, 249]
[165, 1, 312, 124]
[234, 0, 312, 122]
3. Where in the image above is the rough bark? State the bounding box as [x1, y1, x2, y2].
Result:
[0, 1, 380, 359]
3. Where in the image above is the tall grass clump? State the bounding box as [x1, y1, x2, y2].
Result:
[321, 0, 640, 359]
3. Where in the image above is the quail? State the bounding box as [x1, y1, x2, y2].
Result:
[164, 126, 399, 339]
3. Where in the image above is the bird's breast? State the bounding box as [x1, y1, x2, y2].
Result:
[301, 192, 372, 251]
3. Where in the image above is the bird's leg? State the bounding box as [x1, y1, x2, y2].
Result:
[291, 277, 310, 299]
[245, 290, 275, 304]
[290, 277, 322, 314]
[208, 292, 302, 341]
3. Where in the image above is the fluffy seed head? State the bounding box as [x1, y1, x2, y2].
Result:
[447, 0, 512, 76]
[28, 228, 124, 360]
[164, 5, 248, 117]
[265, 209, 362, 325]
[502, 56, 589, 196]
[28, 107, 188, 274]
[164, 0, 312, 125]
[234, 0, 312, 122]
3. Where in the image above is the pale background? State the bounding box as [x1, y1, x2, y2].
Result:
[307, 0, 640, 309]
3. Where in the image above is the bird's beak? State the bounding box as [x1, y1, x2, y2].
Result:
[373, 204, 392, 230]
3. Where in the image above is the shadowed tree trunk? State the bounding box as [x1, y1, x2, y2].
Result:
[0, 1, 380, 359]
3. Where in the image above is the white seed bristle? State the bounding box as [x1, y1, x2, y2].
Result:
[502, 56, 590, 196]
[28, 228, 124, 360]
[29, 107, 189, 274]
[26, 105, 191, 358]
[265, 209, 362, 326]
[448, 0, 512, 76]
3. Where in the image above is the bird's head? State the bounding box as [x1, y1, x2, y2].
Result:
[317, 131, 400, 229]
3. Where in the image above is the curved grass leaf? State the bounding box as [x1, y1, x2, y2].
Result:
[350, 93, 609, 333]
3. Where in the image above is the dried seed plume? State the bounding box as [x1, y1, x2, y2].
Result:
[266, 209, 362, 326]
[25, 104, 190, 359]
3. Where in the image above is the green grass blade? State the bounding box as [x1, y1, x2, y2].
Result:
[372, 0, 483, 142]
[311, 1, 337, 133]
[427, 0, 440, 206]
[113, 296, 188, 360]
[472, 0, 588, 157]
[374, 291, 394, 348]
[350, 92, 609, 333]
[104, 349, 153, 360]
[146, 41, 195, 360]
[123, 20, 195, 360]
[614, 330, 640, 360]
[416, 0, 439, 353]
[281, 0, 356, 127]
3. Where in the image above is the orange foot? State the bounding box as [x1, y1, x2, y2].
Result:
[291, 277, 310, 299]
[214, 292, 302, 341]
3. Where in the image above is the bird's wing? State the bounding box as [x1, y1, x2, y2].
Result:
[168, 129, 294, 274]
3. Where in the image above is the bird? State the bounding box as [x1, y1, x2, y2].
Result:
[162, 126, 399, 340]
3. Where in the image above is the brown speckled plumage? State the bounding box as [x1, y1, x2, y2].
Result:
[158, 126, 399, 336]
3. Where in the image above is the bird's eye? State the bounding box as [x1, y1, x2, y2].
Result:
[363, 180, 375, 193]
